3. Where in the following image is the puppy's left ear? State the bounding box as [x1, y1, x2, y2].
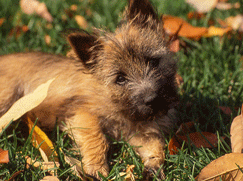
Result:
[66, 30, 99, 68]
[127, 0, 159, 23]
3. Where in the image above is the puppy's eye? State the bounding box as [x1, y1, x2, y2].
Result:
[116, 74, 127, 85]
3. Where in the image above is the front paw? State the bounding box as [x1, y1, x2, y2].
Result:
[143, 156, 165, 180]
[84, 163, 109, 180]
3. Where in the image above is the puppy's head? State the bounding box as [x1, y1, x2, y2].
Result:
[66, 0, 178, 121]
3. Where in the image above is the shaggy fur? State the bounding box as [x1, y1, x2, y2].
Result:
[0, 0, 178, 179]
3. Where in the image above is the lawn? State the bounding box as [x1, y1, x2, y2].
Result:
[0, 0, 243, 180]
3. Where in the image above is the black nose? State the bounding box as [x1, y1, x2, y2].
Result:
[144, 92, 157, 107]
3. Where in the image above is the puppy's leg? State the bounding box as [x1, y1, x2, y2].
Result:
[66, 109, 109, 178]
[128, 134, 165, 179]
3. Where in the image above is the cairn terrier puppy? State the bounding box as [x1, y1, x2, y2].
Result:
[0, 0, 178, 179]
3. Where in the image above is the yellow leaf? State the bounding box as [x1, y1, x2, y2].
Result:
[0, 78, 55, 132]
[75, 15, 88, 29]
[203, 26, 232, 37]
[25, 117, 58, 161]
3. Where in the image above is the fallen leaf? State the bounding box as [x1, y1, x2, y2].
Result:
[230, 105, 243, 153]
[175, 73, 184, 87]
[125, 165, 136, 181]
[176, 121, 195, 135]
[45, 35, 51, 45]
[196, 153, 243, 180]
[169, 39, 180, 53]
[64, 155, 83, 179]
[168, 136, 181, 155]
[25, 117, 58, 161]
[0, 148, 9, 163]
[40, 176, 60, 181]
[203, 26, 232, 37]
[225, 15, 243, 31]
[0, 18, 5, 27]
[219, 106, 233, 115]
[181, 132, 219, 148]
[0, 78, 55, 132]
[163, 15, 207, 39]
[70, 4, 78, 11]
[8, 26, 29, 39]
[216, 2, 240, 10]
[26, 156, 60, 176]
[187, 12, 205, 20]
[169, 121, 223, 154]
[75, 15, 88, 29]
[186, 0, 218, 13]
[20, 0, 53, 22]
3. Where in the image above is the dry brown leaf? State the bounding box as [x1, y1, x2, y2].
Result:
[40, 176, 60, 181]
[70, 4, 78, 11]
[45, 35, 51, 45]
[187, 12, 205, 20]
[219, 106, 233, 115]
[175, 73, 184, 87]
[64, 155, 83, 179]
[20, 0, 53, 22]
[110, 165, 136, 180]
[0, 18, 5, 27]
[225, 15, 243, 31]
[196, 153, 243, 180]
[216, 2, 240, 10]
[169, 39, 180, 53]
[26, 156, 60, 176]
[75, 15, 88, 29]
[168, 136, 181, 155]
[163, 15, 207, 39]
[186, 0, 218, 13]
[203, 26, 232, 37]
[0, 78, 55, 132]
[169, 121, 223, 155]
[0, 148, 9, 163]
[230, 105, 243, 153]
[25, 117, 58, 161]
[8, 26, 29, 39]
[176, 121, 195, 135]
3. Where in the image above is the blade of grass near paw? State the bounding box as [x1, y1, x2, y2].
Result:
[0, 78, 55, 132]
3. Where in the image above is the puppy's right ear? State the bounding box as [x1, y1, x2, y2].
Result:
[66, 30, 98, 68]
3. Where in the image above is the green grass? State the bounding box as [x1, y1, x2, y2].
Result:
[1, 0, 243, 180]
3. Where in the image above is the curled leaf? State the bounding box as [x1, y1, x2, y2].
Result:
[163, 15, 207, 39]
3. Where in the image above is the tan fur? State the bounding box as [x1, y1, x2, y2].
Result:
[0, 0, 178, 179]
